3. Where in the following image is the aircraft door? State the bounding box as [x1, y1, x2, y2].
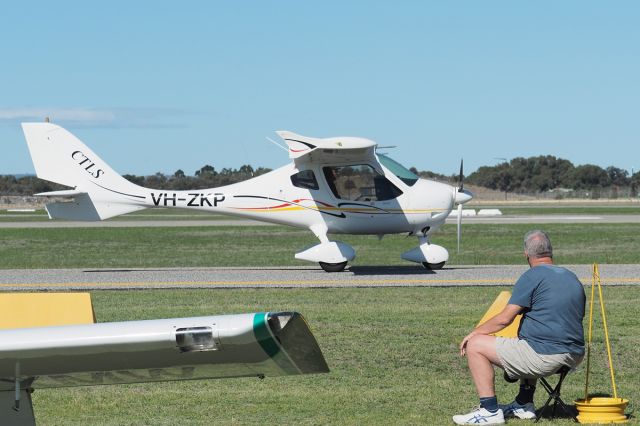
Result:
[322, 165, 402, 203]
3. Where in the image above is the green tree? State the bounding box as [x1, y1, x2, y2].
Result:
[145, 172, 168, 189]
[568, 165, 610, 189]
[123, 174, 145, 186]
[606, 166, 629, 187]
[195, 165, 216, 177]
[238, 165, 254, 177]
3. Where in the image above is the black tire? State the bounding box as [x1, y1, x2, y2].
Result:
[422, 261, 445, 270]
[319, 261, 348, 272]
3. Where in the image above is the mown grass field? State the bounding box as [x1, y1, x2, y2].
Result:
[31, 286, 639, 425]
[2, 217, 638, 424]
[0, 208, 227, 221]
[1, 223, 640, 268]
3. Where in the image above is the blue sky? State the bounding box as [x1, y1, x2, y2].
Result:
[1, 1, 639, 176]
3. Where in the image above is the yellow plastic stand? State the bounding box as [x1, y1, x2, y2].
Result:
[476, 291, 522, 338]
[575, 263, 629, 423]
[0, 293, 95, 329]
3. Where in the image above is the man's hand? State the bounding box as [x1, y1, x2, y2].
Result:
[460, 331, 476, 356]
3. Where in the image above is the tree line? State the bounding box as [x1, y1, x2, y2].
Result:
[465, 155, 639, 195]
[1, 156, 639, 196]
[122, 164, 272, 191]
[0, 165, 272, 195]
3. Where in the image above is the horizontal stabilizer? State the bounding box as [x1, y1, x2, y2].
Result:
[45, 193, 145, 221]
[35, 189, 85, 197]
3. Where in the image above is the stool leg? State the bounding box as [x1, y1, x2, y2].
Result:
[535, 381, 555, 423]
[535, 372, 577, 422]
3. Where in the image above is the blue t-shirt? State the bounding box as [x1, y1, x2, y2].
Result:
[509, 264, 585, 355]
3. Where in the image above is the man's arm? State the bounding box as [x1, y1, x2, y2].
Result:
[459, 304, 522, 356]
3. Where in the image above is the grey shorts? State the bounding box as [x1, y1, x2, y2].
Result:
[495, 337, 583, 379]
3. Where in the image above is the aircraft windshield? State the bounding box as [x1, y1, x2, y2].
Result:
[378, 154, 419, 186]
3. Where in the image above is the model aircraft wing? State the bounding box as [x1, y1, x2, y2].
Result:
[277, 130, 377, 164]
[0, 311, 328, 390]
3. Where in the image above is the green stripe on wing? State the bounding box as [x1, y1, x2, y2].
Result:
[252, 312, 300, 375]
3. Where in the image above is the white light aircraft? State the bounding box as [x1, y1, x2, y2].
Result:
[22, 123, 473, 272]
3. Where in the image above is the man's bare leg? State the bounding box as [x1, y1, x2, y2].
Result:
[465, 334, 503, 397]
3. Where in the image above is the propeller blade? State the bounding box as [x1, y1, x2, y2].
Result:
[458, 159, 464, 192]
[457, 203, 462, 254]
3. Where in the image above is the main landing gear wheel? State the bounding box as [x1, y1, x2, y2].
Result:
[422, 261, 445, 270]
[319, 261, 348, 273]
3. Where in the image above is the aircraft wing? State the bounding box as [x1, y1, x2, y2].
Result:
[0, 311, 328, 391]
[277, 130, 377, 164]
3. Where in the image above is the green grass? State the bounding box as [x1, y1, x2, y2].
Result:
[0, 210, 49, 221]
[0, 208, 234, 221]
[2, 223, 640, 269]
[0, 209, 44, 215]
[111, 209, 235, 221]
[31, 286, 639, 425]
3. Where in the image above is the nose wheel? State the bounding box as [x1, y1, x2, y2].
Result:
[319, 261, 348, 272]
[422, 261, 445, 270]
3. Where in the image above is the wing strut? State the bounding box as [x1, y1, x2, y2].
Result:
[1, 363, 35, 425]
[14, 361, 20, 411]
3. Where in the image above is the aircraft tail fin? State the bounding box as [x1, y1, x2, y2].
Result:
[21, 123, 148, 220]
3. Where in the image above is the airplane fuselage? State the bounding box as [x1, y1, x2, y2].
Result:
[134, 160, 455, 236]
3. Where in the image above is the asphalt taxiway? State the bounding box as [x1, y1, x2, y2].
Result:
[1, 264, 639, 290]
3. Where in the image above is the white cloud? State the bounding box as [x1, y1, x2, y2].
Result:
[0, 107, 190, 128]
[0, 108, 116, 123]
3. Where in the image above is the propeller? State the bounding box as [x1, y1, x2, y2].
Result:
[457, 203, 462, 253]
[454, 158, 471, 254]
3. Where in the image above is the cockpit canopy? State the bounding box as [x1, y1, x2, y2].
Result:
[289, 154, 419, 202]
[377, 154, 419, 186]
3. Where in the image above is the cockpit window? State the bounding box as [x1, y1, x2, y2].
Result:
[323, 165, 402, 201]
[291, 169, 319, 190]
[377, 154, 419, 186]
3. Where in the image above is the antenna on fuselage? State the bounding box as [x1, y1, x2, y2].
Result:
[265, 137, 288, 152]
[376, 145, 397, 155]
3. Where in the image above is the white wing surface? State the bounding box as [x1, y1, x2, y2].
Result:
[277, 130, 377, 164]
[0, 311, 328, 390]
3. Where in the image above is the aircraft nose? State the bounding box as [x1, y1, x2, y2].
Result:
[454, 188, 473, 205]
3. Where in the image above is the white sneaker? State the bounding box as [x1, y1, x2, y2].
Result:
[498, 401, 536, 419]
[452, 406, 505, 424]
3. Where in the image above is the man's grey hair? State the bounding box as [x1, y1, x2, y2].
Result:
[524, 230, 553, 258]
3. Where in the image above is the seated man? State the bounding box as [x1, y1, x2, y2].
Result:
[453, 230, 585, 425]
